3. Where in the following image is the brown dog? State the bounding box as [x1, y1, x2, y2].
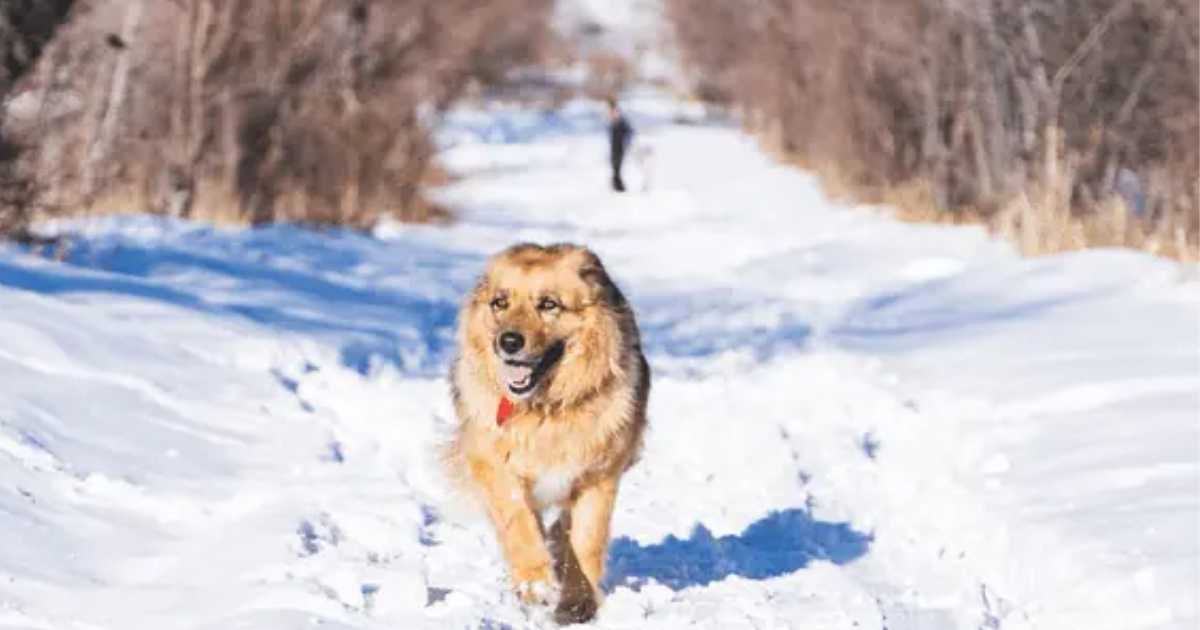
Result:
[445, 243, 650, 623]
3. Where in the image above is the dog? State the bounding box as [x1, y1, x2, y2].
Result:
[445, 243, 650, 624]
[633, 142, 654, 192]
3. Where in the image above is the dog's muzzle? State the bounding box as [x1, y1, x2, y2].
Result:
[496, 339, 564, 399]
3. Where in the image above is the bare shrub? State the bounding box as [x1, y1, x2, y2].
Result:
[667, 0, 1199, 259]
[0, 0, 75, 236]
[3, 0, 554, 229]
[583, 52, 633, 100]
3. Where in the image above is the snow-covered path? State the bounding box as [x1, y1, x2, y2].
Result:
[0, 93, 1196, 629]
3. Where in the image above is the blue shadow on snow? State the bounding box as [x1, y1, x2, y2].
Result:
[604, 508, 871, 591]
[829, 268, 1118, 352]
[633, 288, 813, 363]
[0, 224, 469, 377]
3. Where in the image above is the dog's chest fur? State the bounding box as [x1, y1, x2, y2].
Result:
[530, 466, 580, 507]
[492, 397, 635, 504]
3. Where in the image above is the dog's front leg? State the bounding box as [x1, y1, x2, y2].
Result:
[468, 456, 553, 602]
[567, 476, 619, 602]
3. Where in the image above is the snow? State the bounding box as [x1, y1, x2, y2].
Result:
[1, 84, 1197, 630]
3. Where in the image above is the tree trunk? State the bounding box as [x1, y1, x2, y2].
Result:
[82, 0, 144, 202]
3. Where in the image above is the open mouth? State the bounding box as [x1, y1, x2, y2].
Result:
[497, 341, 564, 399]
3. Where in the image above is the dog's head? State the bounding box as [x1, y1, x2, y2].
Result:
[461, 243, 629, 405]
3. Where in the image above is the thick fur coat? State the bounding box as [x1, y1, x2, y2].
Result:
[445, 243, 649, 623]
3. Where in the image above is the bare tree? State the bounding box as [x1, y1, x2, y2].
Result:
[667, 0, 1199, 257]
[2, 0, 555, 229]
[0, 0, 76, 235]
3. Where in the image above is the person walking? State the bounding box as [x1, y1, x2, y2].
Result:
[607, 98, 633, 192]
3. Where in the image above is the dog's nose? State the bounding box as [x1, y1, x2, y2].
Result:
[498, 331, 525, 355]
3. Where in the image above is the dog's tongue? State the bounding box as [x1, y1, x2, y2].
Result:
[496, 363, 532, 427]
[499, 362, 533, 387]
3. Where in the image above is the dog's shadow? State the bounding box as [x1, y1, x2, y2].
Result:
[603, 508, 871, 592]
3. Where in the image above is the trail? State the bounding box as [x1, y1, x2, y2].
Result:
[0, 89, 1195, 629]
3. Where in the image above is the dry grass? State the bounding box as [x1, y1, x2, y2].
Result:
[51, 177, 452, 230]
[670, 0, 1199, 263]
[789, 151, 1198, 261]
[1, 0, 558, 236]
[881, 174, 1199, 261]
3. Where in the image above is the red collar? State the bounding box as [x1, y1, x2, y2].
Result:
[496, 397, 515, 426]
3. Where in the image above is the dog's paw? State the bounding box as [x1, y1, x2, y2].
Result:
[513, 576, 557, 606]
[553, 591, 598, 625]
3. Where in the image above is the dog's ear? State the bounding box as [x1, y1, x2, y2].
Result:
[578, 250, 626, 307]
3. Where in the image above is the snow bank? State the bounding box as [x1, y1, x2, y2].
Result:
[0, 89, 1195, 629]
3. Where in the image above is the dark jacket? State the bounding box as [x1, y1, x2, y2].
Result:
[609, 115, 633, 163]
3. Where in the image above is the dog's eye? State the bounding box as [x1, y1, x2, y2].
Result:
[490, 296, 509, 311]
[537, 297, 561, 312]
